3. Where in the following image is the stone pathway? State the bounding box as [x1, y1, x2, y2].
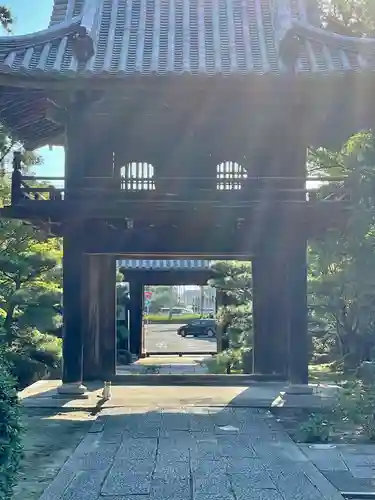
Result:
[39, 406, 344, 500]
[300, 443, 375, 495]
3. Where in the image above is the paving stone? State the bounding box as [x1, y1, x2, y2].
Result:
[161, 409, 190, 430]
[339, 444, 375, 455]
[189, 416, 215, 432]
[38, 463, 76, 500]
[300, 445, 349, 471]
[153, 460, 190, 478]
[156, 448, 190, 463]
[255, 441, 310, 463]
[343, 453, 375, 467]
[235, 491, 284, 500]
[116, 438, 157, 461]
[347, 465, 375, 478]
[98, 497, 150, 500]
[151, 477, 191, 499]
[220, 442, 257, 459]
[193, 474, 233, 496]
[158, 429, 192, 440]
[61, 469, 107, 500]
[71, 442, 119, 471]
[191, 458, 227, 475]
[193, 495, 235, 500]
[101, 460, 153, 496]
[300, 462, 346, 500]
[263, 465, 326, 500]
[88, 419, 105, 433]
[190, 437, 223, 460]
[322, 470, 375, 493]
[229, 459, 276, 489]
[72, 434, 100, 455]
[122, 427, 160, 438]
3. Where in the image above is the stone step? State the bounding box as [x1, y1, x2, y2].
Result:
[111, 373, 286, 386]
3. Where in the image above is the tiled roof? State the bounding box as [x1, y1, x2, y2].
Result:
[1, 0, 375, 79]
[118, 259, 214, 270]
[1, 0, 375, 149]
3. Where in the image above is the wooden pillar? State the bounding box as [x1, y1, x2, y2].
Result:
[100, 256, 117, 378]
[61, 231, 84, 385]
[60, 94, 89, 392]
[82, 255, 116, 381]
[281, 115, 309, 385]
[252, 249, 289, 378]
[287, 237, 309, 384]
[129, 280, 143, 357]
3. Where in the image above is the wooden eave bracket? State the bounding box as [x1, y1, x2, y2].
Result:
[45, 99, 68, 125]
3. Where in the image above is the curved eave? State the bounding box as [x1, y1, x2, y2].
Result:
[288, 20, 375, 73]
[0, 0, 101, 82]
[0, 16, 81, 53]
[0, 87, 63, 149]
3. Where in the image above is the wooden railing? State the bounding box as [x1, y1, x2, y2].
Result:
[11, 174, 350, 206]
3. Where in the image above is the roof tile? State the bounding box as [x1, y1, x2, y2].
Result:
[2, 0, 375, 78]
[118, 259, 214, 270]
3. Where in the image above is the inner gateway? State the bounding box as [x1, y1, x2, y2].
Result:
[116, 259, 218, 358]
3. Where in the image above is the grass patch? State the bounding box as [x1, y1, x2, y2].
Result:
[308, 363, 353, 385]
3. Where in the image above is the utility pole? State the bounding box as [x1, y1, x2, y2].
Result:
[200, 286, 204, 315]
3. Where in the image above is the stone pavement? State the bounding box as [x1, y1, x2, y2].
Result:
[39, 405, 344, 500]
[300, 443, 375, 495]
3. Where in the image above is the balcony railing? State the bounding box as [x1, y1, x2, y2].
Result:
[10, 174, 350, 207]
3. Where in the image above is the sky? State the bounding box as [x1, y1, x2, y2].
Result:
[5, 0, 65, 176]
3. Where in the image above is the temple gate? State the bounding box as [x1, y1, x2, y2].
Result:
[0, 0, 370, 393]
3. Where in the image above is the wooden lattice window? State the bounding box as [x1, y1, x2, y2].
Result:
[216, 162, 247, 190]
[120, 162, 155, 191]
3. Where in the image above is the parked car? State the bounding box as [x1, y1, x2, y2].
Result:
[177, 318, 216, 338]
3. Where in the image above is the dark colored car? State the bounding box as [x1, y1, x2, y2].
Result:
[177, 319, 216, 338]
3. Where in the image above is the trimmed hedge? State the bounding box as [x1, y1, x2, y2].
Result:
[144, 314, 200, 324]
[0, 356, 22, 500]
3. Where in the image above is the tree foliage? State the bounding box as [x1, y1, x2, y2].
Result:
[308, 132, 375, 370]
[0, 6, 12, 32]
[209, 261, 252, 349]
[320, 0, 375, 37]
[0, 136, 63, 388]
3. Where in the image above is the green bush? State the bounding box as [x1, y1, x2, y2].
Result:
[204, 349, 242, 374]
[335, 381, 375, 440]
[3, 329, 62, 389]
[297, 412, 334, 443]
[117, 349, 132, 365]
[0, 355, 23, 499]
[5, 353, 48, 390]
[145, 314, 200, 324]
[117, 324, 130, 350]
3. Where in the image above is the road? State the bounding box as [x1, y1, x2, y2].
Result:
[144, 322, 217, 354]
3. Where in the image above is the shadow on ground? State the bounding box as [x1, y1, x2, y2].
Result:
[28, 385, 344, 500]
